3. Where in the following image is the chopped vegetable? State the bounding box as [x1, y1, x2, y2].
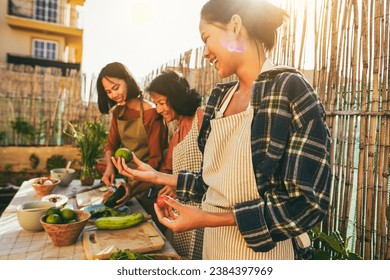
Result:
[90, 206, 126, 219]
[109, 249, 154, 260]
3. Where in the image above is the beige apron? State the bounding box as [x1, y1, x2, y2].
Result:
[117, 97, 153, 202]
[117, 96, 149, 167]
[202, 85, 293, 260]
[171, 109, 204, 259]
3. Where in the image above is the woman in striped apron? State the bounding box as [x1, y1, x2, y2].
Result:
[146, 70, 204, 260]
[112, 0, 331, 260]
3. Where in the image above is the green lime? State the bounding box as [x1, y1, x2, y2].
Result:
[46, 207, 62, 217]
[61, 208, 76, 222]
[114, 148, 132, 163]
[45, 214, 63, 224]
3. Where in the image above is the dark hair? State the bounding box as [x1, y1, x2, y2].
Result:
[96, 62, 142, 114]
[146, 70, 202, 117]
[201, 0, 288, 51]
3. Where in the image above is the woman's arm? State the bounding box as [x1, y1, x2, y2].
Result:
[112, 154, 179, 187]
[102, 110, 121, 186]
[154, 197, 236, 232]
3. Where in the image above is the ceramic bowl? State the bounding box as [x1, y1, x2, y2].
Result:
[40, 210, 91, 246]
[17, 201, 56, 232]
[50, 168, 76, 187]
[32, 177, 61, 196]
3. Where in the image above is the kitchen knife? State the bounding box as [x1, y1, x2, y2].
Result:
[67, 181, 106, 198]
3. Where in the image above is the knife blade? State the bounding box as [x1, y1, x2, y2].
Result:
[67, 181, 106, 198]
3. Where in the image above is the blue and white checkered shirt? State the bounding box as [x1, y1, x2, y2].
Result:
[177, 66, 332, 252]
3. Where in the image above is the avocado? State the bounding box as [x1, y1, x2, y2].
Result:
[104, 185, 126, 208]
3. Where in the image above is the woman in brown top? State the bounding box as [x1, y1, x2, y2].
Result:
[96, 62, 167, 230]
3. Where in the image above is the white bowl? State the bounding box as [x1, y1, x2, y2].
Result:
[50, 168, 76, 186]
[17, 201, 56, 232]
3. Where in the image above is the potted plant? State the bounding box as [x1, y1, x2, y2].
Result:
[64, 121, 108, 186]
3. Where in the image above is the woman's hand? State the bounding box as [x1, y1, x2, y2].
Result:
[158, 185, 176, 199]
[101, 163, 115, 187]
[153, 196, 206, 232]
[154, 196, 237, 232]
[101, 182, 130, 208]
[111, 153, 160, 185]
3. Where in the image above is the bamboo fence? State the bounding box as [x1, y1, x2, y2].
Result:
[139, 0, 390, 260]
[0, 0, 388, 260]
[0, 63, 109, 146]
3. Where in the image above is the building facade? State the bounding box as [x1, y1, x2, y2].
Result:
[0, 0, 84, 74]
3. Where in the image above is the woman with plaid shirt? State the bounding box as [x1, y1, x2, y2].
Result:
[112, 0, 331, 260]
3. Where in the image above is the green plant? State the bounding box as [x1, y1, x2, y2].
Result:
[64, 120, 108, 184]
[4, 164, 13, 172]
[15, 168, 29, 186]
[309, 226, 362, 260]
[0, 131, 6, 144]
[46, 155, 67, 171]
[29, 154, 40, 169]
[11, 117, 36, 145]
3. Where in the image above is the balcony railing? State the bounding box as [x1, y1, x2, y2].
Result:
[7, 53, 80, 76]
[7, 0, 83, 29]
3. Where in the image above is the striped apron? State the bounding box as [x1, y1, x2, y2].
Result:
[171, 109, 204, 260]
[202, 85, 293, 260]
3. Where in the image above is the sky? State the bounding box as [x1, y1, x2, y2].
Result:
[82, 0, 208, 81]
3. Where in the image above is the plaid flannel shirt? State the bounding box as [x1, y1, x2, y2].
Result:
[177, 67, 332, 252]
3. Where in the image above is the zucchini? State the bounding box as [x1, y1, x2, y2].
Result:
[95, 212, 145, 230]
[104, 185, 126, 208]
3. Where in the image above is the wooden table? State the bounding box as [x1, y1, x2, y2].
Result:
[0, 179, 176, 260]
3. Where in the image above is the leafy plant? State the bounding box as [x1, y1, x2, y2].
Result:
[64, 121, 107, 166]
[29, 154, 40, 169]
[46, 155, 67, 171]
[64, 120, 108, 184]
[4, 164, 13, 172]
[11, 117, 36, 145]
[309, 226, 362, 260]
[0, 131, 6, 144]
[15, 168, 29, 186]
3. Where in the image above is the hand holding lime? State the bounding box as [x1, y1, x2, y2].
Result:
[114, 148, 132, 163]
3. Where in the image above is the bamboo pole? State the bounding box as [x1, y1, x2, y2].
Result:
[343, 0, 360, 246]
[297, 0, 307, 71]
[356, 0, 370, 258]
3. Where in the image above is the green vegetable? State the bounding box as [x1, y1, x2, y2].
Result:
[90, 207, 126, 219]
[103, 185, 126, 208]
[95, 212, 144, 230]
[109, 249, 154, 260]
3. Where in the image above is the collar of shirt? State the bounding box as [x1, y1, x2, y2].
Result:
[260, 59, 276, 73]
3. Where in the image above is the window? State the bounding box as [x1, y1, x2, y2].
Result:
[32, 39, 58, 60]
[34, 0, 58, 23]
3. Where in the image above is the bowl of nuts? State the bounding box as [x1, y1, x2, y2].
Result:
[31, 177, 61, 196]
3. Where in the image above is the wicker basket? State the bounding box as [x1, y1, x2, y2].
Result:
[40, 210, 91, 246]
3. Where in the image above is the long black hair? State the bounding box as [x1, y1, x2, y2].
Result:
[96, 62, 142, 114]
[201, 0, 288, 51]
[146, 70, 202, 116]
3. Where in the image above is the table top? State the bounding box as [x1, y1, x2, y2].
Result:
[0, 179, 176, 260]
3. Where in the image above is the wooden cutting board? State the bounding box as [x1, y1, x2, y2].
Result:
[76, 189, 104, 207]
[82, 221, 165, 260]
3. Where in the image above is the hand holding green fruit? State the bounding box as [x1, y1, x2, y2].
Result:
[114, 148, 132, 163]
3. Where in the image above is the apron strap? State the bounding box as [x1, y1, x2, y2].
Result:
[118, 95, 144, 119]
